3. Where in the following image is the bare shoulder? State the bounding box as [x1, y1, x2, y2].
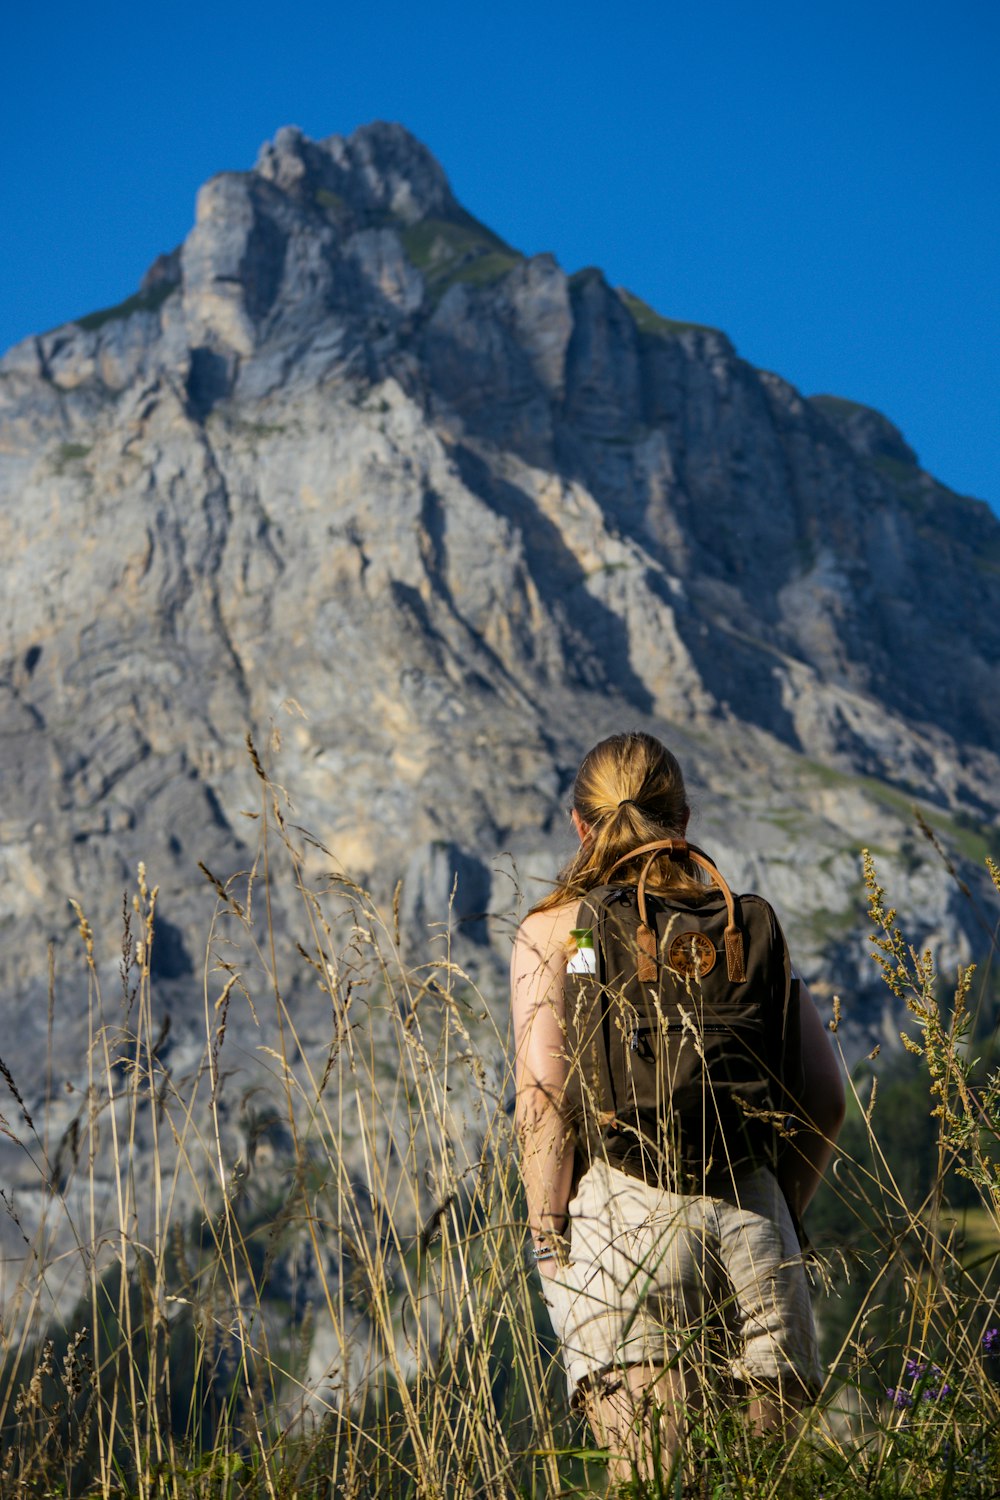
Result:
[510, 903, 578, 1038]
[514, 902, 580, 965]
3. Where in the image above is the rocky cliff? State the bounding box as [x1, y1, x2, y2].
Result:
[1, 120, 998, 1121]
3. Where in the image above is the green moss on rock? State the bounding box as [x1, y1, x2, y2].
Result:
[399, 214, 520, 304]
[315, 187, 347, 215]
[74, 279, 178, 333]
[618, 288, 718, 339]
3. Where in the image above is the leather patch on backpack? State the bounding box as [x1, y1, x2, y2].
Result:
[667, 930, 717, 979]
[724, 926, 747, 983]
[636, 923, 658, 982]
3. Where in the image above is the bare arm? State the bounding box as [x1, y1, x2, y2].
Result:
[511, 908, 577, 1274]
[779, 980, 846, 1218]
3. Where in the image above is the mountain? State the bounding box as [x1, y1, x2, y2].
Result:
[1, 119, 997, 1120]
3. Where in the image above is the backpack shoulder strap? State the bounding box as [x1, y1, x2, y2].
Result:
[565, 888, 619, 1130]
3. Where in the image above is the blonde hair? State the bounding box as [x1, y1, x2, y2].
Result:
[532, 732, 707, 913]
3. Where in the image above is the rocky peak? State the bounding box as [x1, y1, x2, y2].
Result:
[254, 119, 459, 225]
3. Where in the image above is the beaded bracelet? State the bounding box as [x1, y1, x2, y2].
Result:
[529, 1243, 557, 1264]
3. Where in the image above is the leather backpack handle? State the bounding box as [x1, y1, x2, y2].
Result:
[607, 839, 746, 983]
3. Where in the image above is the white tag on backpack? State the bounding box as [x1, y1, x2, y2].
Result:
[567, 947, 597, 975]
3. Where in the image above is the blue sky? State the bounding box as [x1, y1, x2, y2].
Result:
[3, 0, 997, 507]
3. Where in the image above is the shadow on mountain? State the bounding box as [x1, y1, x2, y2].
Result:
[451, 443, 654, 712]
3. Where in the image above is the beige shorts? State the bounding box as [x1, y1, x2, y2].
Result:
[541, 1160, 822, 1404]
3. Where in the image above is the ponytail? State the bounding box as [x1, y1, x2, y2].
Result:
[531, 733, 706, 913]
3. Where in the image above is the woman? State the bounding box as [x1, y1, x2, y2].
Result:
[511, 732, 845, 1484]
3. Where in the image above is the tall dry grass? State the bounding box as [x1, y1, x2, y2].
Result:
[0, 741, 997, 1498]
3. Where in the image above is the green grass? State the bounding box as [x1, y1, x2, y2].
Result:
[53, 441, 92, 468]
[799, 756, 854, 790]
[810, 394, 876, 420]
[804, 897, 866, 946]
[869, 452, 930, 520]
[399, 214, 521, 305]
[617, 287, 720, 339]
[941, 1205, 1000, 1267]
[856, 775, 995, 867]
[865, 455, 1000, 576]
[399, 211, 513, 269]
[314, 186, 347, 215]
[941, 812, 997, 869]
[442, 248, 521, 291]
[798, 758, 996, 871]
[755, 819, 866, 942]
[73, 277, 178, 333]
[204, 411, 301, 440]
[873, 452, 922, 485]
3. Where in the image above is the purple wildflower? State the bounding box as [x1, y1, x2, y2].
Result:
[983, 1328, 999, 1357]
[891, 1358, 954, 1407]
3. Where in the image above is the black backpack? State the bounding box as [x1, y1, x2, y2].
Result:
[562, 839, 802, 1190]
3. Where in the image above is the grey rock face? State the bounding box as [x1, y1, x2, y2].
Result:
[0, 118, 997, 1145]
